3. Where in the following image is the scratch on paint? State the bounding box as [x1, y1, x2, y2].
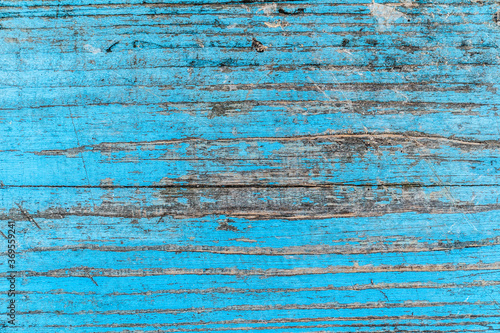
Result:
[67, 109, 96, 211]
[15, 203, 41, 229]
[369, 2, 406, 31]
[245, 70, 273, 100]
[83, 44, 102, 54]
[89, 275, 99, 286]
[403, 134, 478, 232]
[306, 76, 339, 103]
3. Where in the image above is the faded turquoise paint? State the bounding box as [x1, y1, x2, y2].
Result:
[1, 0, 500, 332]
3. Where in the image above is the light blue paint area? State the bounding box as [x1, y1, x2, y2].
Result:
[11, 210, 500, 252]
[200, 197, 217, 203]
[6, 276, 500, 314]
[3, 104, 500, 153]
[3, 276, 499, 330]
[257, 142, 285, 158]
[237, 142, 249, 157]
[3, 133, 500, 186]
[257, 196, 273, 202]
[14, 243, 500, 275]
[10, 269, 500, 295]
[8, 307, 500, 332]
[176, 197, 188, 205]
[2, 82, 499, 110]
[0, 65, 498, 90]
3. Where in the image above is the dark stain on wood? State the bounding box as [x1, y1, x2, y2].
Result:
[251, 37, 268, 52]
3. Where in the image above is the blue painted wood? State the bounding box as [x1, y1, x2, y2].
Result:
[1, 0, 500, 332]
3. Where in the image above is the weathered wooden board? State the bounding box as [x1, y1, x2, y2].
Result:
[1, 0, 500, 332]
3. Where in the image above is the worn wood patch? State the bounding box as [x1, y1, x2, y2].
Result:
[1, 0, 500, 332]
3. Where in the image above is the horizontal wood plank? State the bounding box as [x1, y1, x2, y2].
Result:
[2, 132, 500, 186]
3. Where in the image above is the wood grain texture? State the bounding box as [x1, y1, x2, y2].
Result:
[1, 0, 500, 332]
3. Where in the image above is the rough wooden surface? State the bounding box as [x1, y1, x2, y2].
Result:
[1, 0, 500, 332]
